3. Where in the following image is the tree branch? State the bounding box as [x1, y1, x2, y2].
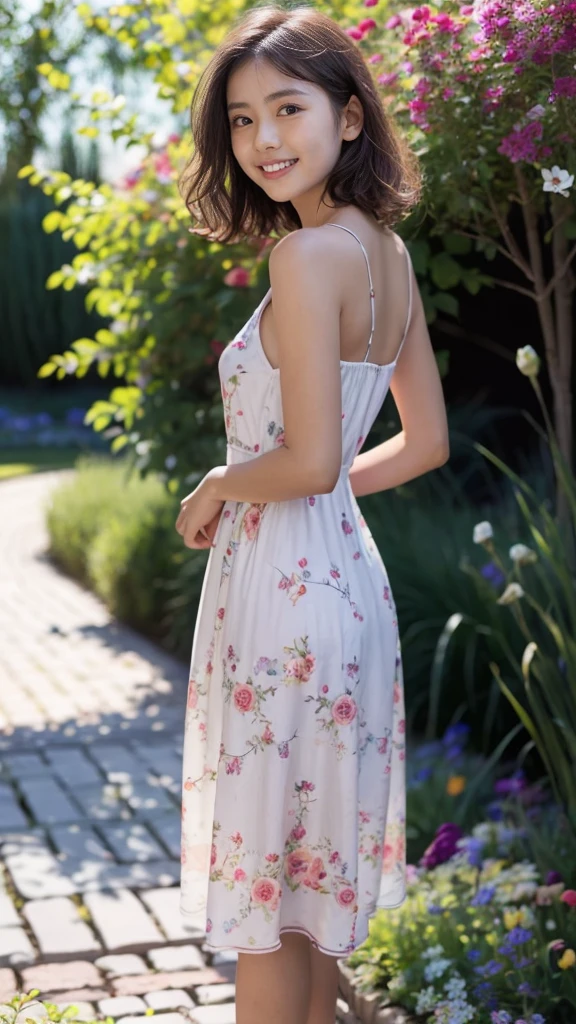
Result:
[494, 278, 537, 300]
[483, 187, 535, 281]
[541, 241, 576, 301]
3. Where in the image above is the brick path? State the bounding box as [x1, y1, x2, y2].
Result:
[0, 471, 364, 1024]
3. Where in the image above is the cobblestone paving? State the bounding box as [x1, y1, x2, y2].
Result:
[0, 472, 363, 1024]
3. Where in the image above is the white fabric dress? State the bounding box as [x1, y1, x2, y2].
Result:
[180, 224, 413, 958]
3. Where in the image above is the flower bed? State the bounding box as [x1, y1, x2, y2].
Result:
[343, 790, 576, 1024]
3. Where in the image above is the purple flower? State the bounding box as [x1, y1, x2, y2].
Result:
[498, 121, 544, 164]
[494, 771, 527, 795]
[481, 562, 506, 588]
[414, 766, 433, 782]
[427, 903, 444, 915]
[35, 412, 53, 427]
[420, 822, 463, 868]
[546, 870, 563, 885]
[486, 801, 504, 821]
[442, 722, 470, 744]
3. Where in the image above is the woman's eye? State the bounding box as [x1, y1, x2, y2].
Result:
[231, 104, 301, 128]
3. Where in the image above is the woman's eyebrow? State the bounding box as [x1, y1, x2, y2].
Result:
[227, 87, 309, 112]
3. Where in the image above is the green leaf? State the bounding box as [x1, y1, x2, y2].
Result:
[563, 219, 576, 240]
[37, 362, 57, 378]
[42, 211, 63, 233]
[432, 291, 459, 317]
[111, 434, 129, 453]
[443, 234, 472, 256]
[46, 271, 64, 290]
[430, 253, 461, 290]
[17, 165, 35, 179]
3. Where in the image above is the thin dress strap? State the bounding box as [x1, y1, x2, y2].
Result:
[324, 224, 414, 365]
[323, 223, 375, 363]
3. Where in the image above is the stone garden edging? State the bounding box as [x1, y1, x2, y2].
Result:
[337, 962, 417, 1024]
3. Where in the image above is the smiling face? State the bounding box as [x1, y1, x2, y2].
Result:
[226, 57, 363, 225]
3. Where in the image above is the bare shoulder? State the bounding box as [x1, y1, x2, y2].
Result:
[269, 227, 340, 273]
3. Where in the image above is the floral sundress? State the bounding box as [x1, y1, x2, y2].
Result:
[180, 224, 413, 957]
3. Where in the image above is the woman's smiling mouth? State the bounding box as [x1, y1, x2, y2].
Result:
[259, 158, 299, 179]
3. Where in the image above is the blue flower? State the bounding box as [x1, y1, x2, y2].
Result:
[443, 723, 470, 745]
[481, 562, 506, 588]
[471, 885, 496, 906]
[490, 1011, 512, 1024]
[426, 903, 444, 915]
[476, 959, 503, 977]
[464, 836, 485, 867]
[531, 1015, 545, 1024]
[445, 743, 465, 761]
[467, 949, 482, 962]
[413, 766, 433, 783]
[472, 981, 494, 1003]
[486, 801, 504, 821]
[508, 926, 533, 945]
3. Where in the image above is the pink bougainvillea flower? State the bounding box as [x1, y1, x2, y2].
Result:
[359, 17, 377, 31]
[377, 72, 399, 87]
[364, 0, 378, 6]
[368, 53, 383, 63]
[224, 267, 250, 287]
[560, 889, 576, 907]
[385, 14, 402, 29]
[346, 26, 364, 39]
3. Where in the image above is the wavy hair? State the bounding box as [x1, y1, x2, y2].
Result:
[179, 3, 421, 243]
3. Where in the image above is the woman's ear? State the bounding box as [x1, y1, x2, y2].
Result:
[341, 95, 364, 142]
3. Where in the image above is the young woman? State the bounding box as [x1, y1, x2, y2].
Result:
[175, 5, 449, 1023]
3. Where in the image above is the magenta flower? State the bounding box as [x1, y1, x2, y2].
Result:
[224, 267, 250, 288]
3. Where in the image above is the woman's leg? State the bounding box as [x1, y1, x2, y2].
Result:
[306, 943, 340, 1024]
[235, 931, 312, 1024]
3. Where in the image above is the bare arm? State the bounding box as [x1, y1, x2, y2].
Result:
[206, 230, 343, 504]
[348, 263, 449, 498]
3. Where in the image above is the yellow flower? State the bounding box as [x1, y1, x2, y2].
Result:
[504, 909, 524, 930]
[558, 949, 576, 970]
[446, 775, 466, 796]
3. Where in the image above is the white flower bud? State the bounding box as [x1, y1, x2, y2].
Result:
[473, 521, 493, 544]
[509, 543, 537, 565]
[497, 582, 525, 605]
[516, 345, 541, 377]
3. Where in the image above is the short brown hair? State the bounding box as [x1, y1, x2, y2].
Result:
[179, 3, 421, 243]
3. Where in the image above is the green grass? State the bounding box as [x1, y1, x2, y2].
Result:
[0, 447, 85, 479]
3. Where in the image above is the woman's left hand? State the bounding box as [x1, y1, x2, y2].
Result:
[175, 472, 225, 550]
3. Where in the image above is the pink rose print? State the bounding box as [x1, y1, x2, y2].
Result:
[378, 736, 388, 755]
[394, 681, 401, 704]
[225, 756, 242, 775]
[262, 724, 275, 744]
[206, 918, 212, 933]
[244, 505, 264, 540]
[251, 876, 281, 910]
[233, 683, 256, 713]
[304, 856, 327, 889]
[183, 777, 194, 791]
[322, 684, 329, 694]
[231, 831, 243, 845]
[276, 431, 285, 445]
[266, 852, 280, 863]
[285, 654, 316, 683]
[290, 824, 306, 841]
[298, 558, 308, 568]
[217, 607, 225, 620]
[332, 694, 358, 725]
[308, 496, 316, 506]
[353, 551, 361, 559]
[398, 719, 405, 733]
[285, 847, 312, 878]
[341, 514, 353, 536]
[300, 781, 315, 792]
[336, 886, 357, 909]
[210, 843, 217, 867]
[187, 682, 198, 709]
[278, 742, 289, 758]
[234, 868, 247, 881]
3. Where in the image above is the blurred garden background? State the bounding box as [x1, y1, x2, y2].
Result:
[0, 0, 575, 1022]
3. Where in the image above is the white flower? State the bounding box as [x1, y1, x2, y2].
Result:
[542, 165, 574, 199]
[497, 582, 525, 605]
[526, 104, 545, 120]
[473, 520, 493, 544]
[164, 454, 177, 470]
[509, 543, 537, 565]
[516, 344, 541, 377]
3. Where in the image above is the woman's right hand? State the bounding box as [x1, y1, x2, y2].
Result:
[196, 505, 225, 549]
